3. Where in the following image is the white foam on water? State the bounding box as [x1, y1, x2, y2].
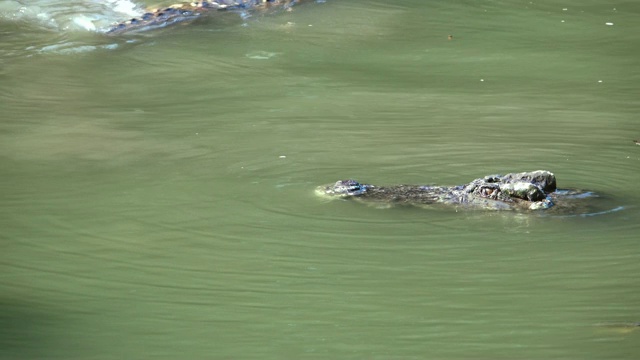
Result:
[0, 0, 142, 33]
[105, 0, 140, 17]
[32, 42, 120, 55]
[0, 1, 145, 57]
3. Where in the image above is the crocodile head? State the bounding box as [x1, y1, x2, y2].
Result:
[315, 179, 369, 198]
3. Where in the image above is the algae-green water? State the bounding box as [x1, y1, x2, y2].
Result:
[1, 1, 639, 359]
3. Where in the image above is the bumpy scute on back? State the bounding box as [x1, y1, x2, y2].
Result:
[105, 0, 301, 35]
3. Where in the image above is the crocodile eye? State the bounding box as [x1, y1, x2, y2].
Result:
[483, 188, 494, 196]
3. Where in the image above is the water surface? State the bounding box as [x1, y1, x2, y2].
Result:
[1, 0, 639, 359]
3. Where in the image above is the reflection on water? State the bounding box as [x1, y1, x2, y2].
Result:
[2, 0, 640, 359]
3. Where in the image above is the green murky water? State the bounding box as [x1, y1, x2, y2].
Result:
[1, 1, 639, 359]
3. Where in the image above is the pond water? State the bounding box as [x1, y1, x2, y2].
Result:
[1, 1, 639, 359]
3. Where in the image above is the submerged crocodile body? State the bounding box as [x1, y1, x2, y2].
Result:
[317, 170, 575, 211]
[106, 0, 305, 35]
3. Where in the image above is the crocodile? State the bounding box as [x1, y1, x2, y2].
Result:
[105, 0, 306, 35]
[316, 170, 595, 211]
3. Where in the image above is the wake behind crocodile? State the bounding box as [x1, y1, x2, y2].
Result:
[0, 0, 324, 56]
[0, 0, 143, 33]
[1, 0, 321, 34]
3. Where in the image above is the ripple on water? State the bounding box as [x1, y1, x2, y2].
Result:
[245, 50, 279, 60]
